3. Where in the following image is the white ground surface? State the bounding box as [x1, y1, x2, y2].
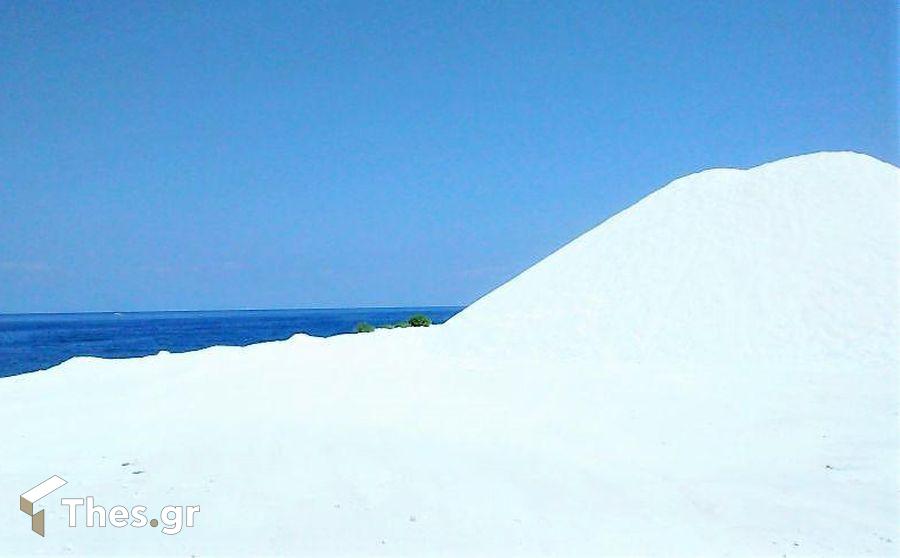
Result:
[0, 152, 897, 556]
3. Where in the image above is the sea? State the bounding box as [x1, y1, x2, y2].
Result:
[0, 307, 464, 378]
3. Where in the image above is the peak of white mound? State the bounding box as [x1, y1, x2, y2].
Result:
[446, 151, 899, 372]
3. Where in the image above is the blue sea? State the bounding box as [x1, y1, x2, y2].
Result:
[0, 307, 463, 378]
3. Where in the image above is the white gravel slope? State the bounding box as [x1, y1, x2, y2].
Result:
[0, 151, 897, 556]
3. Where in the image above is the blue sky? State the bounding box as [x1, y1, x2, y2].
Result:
[1, 1, 896, 313]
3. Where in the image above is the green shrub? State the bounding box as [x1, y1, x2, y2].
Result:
[393, 321, 410, 328]
[407, 314, 431, 327]
[355, 322, 375, 333]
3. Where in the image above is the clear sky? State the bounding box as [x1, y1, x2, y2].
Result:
[1, 1, 896, 313]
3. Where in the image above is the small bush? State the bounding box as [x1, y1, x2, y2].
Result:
[393, 321, 410, 328]
[408, 314, 431, 327]
[355, 322, 375, 333]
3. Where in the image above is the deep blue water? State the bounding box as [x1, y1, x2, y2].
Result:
[0, 307, 463, 378]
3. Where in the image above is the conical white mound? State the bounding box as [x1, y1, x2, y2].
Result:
[0, 152, 896, 556]
[445, 151, 899, 372]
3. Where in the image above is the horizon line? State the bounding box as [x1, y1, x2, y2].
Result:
[0, 304, 468, 318]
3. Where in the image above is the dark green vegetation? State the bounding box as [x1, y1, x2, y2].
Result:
[407, 314, 432, 327]
[355, 314, 432, 333]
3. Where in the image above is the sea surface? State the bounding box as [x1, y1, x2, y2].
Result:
[0, 307, 464, 378]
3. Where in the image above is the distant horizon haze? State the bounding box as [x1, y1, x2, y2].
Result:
[0, 304, 465, 317]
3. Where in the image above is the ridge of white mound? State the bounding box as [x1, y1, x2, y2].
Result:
[0, 151, 897, 556]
